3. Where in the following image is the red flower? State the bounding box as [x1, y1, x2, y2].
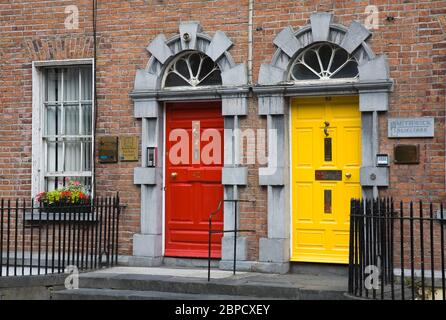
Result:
[60, 191, 72, 200]
[36, 192, 46, 201]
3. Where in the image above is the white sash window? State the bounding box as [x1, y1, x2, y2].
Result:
[32, 61, 94, 195]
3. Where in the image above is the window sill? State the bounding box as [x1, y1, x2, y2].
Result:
[24, 211, 98, 223]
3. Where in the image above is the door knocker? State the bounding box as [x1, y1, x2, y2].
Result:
[324, 121, 330, 137]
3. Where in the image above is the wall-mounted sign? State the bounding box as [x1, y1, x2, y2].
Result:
[98, 136, 118, 163]
[119, 135, 139, 162]
[388, 117, 434, 138]
[376, 154, 389, 167]
[315, 170, 342, 181]
[394, 144, 420, 164]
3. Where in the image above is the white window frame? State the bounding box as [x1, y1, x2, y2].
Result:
[161, 51, 222, 90]
[31, 59, 95, 198]
[287, 43, 359, 84]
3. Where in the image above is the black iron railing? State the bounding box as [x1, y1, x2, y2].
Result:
[208, 199, 255, 281]
[348, 198, 446, 300]
[0, 196, 121, 277]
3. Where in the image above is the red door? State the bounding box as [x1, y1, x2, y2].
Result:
[165, 101, 224, 258]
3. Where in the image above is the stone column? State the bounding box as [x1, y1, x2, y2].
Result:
[219, 91, 250, 270]
[130, 98, 164, 266]
[358, 55, 392, 196]
[257, 94, 290, 274]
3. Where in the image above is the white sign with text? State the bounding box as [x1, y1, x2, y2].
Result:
[388, 117, 435, 138]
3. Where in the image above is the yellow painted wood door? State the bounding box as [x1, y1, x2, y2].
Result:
[291, 96, 361, 264]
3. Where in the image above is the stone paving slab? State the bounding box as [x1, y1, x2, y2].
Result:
[92, 266, 246, 279]
[55, 288, 280, 300]
[71, 266, 349, 300]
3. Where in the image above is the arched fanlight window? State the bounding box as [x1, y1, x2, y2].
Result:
[163, 51, 222, 88]
[289, 43, 359, 82]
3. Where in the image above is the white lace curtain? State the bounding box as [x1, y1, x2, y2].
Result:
[44, 66, 92, 191]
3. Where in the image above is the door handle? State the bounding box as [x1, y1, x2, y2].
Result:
[345, 172, 352, 179]
[171, 172, 178, 178]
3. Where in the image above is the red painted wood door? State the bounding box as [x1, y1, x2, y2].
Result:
[165, 101, 224, 258]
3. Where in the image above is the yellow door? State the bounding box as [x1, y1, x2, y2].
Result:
[291, 96, 361, 264]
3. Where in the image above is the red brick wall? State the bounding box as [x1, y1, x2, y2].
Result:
[1, 0, 445, 260]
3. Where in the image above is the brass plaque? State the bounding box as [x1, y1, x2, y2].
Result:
[119, 136, 139, 162]
[98, 136, 118, 163]
[324, 138, 332, 162]
[315, 170, 342, 181]
[394, 144, 419, 164]
[324, 190, 332, 214]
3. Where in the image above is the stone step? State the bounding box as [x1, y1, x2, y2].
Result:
[69, 270, 349, 300]
[289, 263, 349, 277]
[54, 288, 279, 300]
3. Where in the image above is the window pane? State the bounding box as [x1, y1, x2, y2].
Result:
[303, 50, 321, 73]
[200, 70, 222, 86]
[63, 68, 79, 102]
[332, 61, 358, 79]
[83, 140, 92, 171]
[319, 45, 332, 70]
[82, 104, 92, 135]
[176, 58, 190, 79]
[45, 104, 62, 136]
[81, 67, 92, 101]
[198, 56, 214, 79]
[64, 104, 80, 135]
[46, 140, 64, 172]
[189, 53, 201, 76]
[45, 177, 59, 192]
[45, 176, 92, 193]
[165, 72, 190, 87]
[45, 69, 62, 102]
[292, 63, 319, 80]
[330, 49, 349, 73]
[64, 139, 81, 171]
[45, 176, 71, 191]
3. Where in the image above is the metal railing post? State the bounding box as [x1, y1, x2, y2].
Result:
[233, 200, 237, 275]
[207, 199, 255, 282]
[0, 194, 122, 278]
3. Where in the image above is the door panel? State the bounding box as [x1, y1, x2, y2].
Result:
[165, 101, 224, 258]
[291, 96, 361, 264]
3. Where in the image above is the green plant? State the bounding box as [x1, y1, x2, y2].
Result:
[36, 179, 90, 205]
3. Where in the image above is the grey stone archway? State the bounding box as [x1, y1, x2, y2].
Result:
[253, 13, 394, 273]
[130, 22, 250, 267]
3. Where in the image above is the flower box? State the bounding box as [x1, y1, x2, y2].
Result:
[36, 179, 92, 216]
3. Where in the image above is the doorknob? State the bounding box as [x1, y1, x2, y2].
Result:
[171, 172, 178, 178]
[345, 172, 352, 179]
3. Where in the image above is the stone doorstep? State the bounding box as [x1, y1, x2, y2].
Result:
[54, 288, 278, 300]
[54, 267, 350, 300]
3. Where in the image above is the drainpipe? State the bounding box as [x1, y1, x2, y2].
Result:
[372, 111, 379, 198]
[92, 0, 98, 197]
[248, 0, 254, 84]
